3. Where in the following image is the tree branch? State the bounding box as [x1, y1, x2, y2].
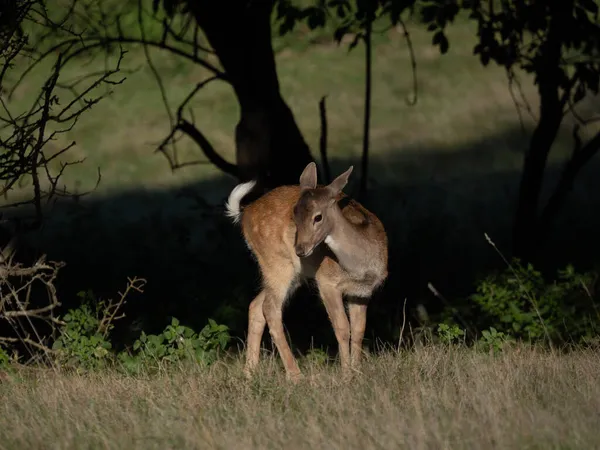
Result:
[177, 119, 239, 177]
[154, 75, 239, 177]
[540, 127, 600, 228]
[10, 36, 227, 99]
[397, 17, 418, 106]
[319, 95, 331, 184]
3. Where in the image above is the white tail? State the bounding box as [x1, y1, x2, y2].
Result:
[224, 180, 256, 224]
[226, 162, 388, 382]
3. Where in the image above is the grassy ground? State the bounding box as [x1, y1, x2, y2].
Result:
[1, 345, 599, 449]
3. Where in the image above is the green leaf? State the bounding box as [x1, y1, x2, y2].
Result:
[219, 334, 230, 350]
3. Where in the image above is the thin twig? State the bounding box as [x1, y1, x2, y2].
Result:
[397, 18, 418, 106]
[398, 298, 407, 350]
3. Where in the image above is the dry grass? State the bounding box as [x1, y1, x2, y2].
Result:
[1, 345, 599, 449]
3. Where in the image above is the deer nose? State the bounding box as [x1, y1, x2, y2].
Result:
[295, 244, 312, 258]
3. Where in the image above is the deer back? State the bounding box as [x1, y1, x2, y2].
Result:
[240, 185, 302, 264]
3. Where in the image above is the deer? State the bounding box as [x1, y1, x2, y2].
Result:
[225, 162, 388, 381]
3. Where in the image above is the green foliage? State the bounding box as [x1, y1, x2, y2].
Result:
[284, 0, 600, 104]
[304, 347, 329, 365]
[419, 0, 600, 107]
[467, 260, 599, 345]
[0, 345, 10, 368]
[477, 327, 514, 354]
[51, 290, 113, 370]
[50, 288, 231, 373]
[436, 322, 465, 345]
[117, 317, 231, 373]
[274, 0, 417, 48]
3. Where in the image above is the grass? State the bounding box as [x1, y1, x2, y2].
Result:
[1, 345, 599, 449]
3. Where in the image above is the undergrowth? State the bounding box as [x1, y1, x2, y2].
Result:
[1, 256, 598, 375]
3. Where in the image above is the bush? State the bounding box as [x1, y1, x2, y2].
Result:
[50, 284, 231, 373]
[439, 259, 600, 348]
[51, 290, 114, 370]
[117, 317, 231, 374]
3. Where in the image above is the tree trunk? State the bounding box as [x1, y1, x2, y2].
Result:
[512, 4, 566, 262]
[189, 0, 314, 190]
[512, 104, 562, 261]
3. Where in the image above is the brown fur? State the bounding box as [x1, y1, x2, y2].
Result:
[227, 163, 388, 381]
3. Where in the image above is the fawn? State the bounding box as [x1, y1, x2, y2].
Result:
[225, 162, 388, 380]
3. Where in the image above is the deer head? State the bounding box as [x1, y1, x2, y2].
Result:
[292, 162, 353, 258]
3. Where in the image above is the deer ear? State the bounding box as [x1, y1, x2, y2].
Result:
[327, 165, 353, 195]
[299, 162, 318, 190]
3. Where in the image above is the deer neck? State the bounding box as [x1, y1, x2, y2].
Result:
[323, 206, 373, 275]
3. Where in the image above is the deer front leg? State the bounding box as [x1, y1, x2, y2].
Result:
[348, 298, 368, 367]
[317, 282, 350, 371]
[244, 290, 266, 378]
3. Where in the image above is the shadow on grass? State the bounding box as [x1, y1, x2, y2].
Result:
[4, 125, 600, 356]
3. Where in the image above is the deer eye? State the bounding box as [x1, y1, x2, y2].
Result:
[313, 214, 322, 224]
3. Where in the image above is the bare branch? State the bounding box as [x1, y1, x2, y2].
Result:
[0, 254, 65, 364]
[177, 119, 239, 177]
[11, 34, 227, 100]
[98, 277, 147, 339]
[154, 75, 239, 176]
[397, 18, 418, 106]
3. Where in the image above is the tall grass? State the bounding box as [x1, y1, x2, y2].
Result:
[1, 345, 599, 449]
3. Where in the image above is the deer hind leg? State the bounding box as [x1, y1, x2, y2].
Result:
[244, 290, 266, 377]
[261, 262, 301, 381]
[316, 280, 350, 371]
[347, 297, 369, 367]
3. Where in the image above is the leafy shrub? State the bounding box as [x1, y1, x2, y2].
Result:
[476, 327, 514, 354]
[304, 347, 329, 365]
[117, 317, 231, 374]
[6, 276, 231, 373]
[436, 323, 465, 345]
[51, 290, 114, 370]
[471, 260, 599, 344]
[440, 259, 599, 346]
[0, 345, 10, 368]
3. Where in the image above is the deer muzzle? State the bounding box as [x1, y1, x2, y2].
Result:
[294, 243, 313, 258]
